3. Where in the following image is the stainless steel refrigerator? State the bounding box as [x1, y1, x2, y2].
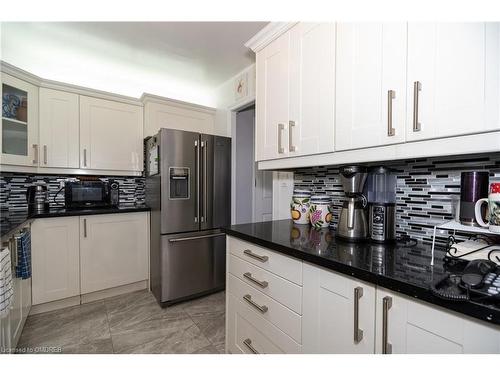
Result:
[145, 128, 231, 306]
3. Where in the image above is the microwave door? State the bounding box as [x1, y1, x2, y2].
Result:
[160, 129, 200, 234]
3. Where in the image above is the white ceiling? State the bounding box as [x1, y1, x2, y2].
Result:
[0, 22, 268, 105]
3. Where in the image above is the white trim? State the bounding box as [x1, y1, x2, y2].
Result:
[1, 164, 142, 176]
[244, 22, 298, 52]
[1, 61, 142, 106]
[141, 93, 216, 114]
[257, 131, 500, 170]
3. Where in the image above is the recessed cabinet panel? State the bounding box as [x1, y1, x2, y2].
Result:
[80, 96, 143, 172]
[289, 23, 335, 156]
[39, 88, 79, 168]
[406, 23, 500, 141]
[335, 23, 407, 151]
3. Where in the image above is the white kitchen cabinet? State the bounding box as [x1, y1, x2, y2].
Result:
[79, 96, 143, 172]
[375, 287, 500, 354]
[406, 22, 500, 141]
[31, 216, 80, 305]
[255, 31, 290, 161]
[288, 23, 335, 156]
[39, 88, 79, 168]
[79, 212, 148, 294]
[335, 23, 407, 151]
[302, 262, 376, 353]
[1, 73, 39, 167]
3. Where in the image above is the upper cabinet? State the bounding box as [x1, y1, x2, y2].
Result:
[80, 96, 143, 172]
[255, 31, 290, 161]
[255, 23, 335, 161]
[1, 74, 39, 167]
[335, 23, 407, 151]
[406, 22, 500, 142]
[39, 88, 80, 168]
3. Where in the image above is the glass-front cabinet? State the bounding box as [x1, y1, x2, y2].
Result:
[1, 73, 39, 166]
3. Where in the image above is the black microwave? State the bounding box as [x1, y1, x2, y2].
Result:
[65, 181, 119, 209]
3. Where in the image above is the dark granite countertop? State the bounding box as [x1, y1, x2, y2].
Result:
[223, 219, 500, 326]
[1, 205, 150, 239]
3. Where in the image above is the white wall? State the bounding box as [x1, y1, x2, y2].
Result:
[214, 64, 256, 136]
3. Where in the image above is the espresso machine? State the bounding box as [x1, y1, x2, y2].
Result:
[366, 166, 396, 242]
[337, 166, 369, 241]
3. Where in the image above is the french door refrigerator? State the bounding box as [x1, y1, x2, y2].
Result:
[145, 128, 231, 306]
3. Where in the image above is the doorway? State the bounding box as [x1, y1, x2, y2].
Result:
[232, 105, 273, 224]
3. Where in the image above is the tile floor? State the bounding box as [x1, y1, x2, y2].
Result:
[17, 290, 226, 354]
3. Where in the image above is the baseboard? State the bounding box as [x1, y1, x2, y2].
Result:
[30, 296, 81, 316]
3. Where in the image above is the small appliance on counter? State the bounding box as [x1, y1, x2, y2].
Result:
[366, 166, 397, 243]
[459, 171, 489, 226]
[337, 166, 369, 241]
[64, 180, 119, 209]
[26, 182, 49, 213]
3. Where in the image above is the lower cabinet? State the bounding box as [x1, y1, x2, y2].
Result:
[31, 216, 80, 305]
[80, 212, 148, 294]
[302, 262, 376, 353]
[375, 287, 500, 354]
[31, 212, 149, 306]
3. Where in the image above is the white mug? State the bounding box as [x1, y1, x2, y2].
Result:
[474, 182, 500, 233]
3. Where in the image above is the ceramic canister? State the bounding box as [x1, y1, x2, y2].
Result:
[291, 189, 312, 224]
[309, 194, 334, 229]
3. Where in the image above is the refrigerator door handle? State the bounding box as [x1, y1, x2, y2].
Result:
[195, 140, 200, 223]
[202, 140, 208, 223]
[168, 233, 225, 243]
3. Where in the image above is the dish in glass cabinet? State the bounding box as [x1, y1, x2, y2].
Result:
[2, 93, 21, 119]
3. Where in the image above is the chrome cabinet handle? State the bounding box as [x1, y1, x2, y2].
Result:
[43, 145, 48, 165]
[194, 140, 199, 223]
[243, 249, 269, 263]
[243, 272, 268, 288]
[382, 296, 393, 354]
[243, 294, 268, 313]
[277, 123, 285, 154]
[412, 81, 422, 132]
[32, 144, 38, 165]
[387, 90, 395, 137]
[288, 121, 296, 152]
[83, 148, 87, 167]
[243, 338, 259, 354]
[354, 286, 364, 344]
[83, 219, 87, 238]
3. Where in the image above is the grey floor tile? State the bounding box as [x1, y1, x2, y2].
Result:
[63, 338, 114, 354]
[190, 310, 225, 347]
[215, 343, 226, 354]
[180, 291, 226, 316]
[192, 344, 219, 354]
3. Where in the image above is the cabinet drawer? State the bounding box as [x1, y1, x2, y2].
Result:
[228, 274, 302, 343]
[228, 236, 302, 285]
[227, 293, 301, 354]
[228, 254, 302, 314]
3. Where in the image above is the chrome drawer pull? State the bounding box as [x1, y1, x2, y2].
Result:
[243, 338, 259, 354]
[243, 272, 268, 288]
[278, 123, 285, 154]
[353, 286, 364, 344]
[387, 90, 395, 137]
[412, 81, 422, 132]
[243, 294, 268, 313]
[243, 249, 269, 263]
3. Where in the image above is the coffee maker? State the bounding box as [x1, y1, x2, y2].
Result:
[337, 166, 369, 241]
[366, 166, 396, 242]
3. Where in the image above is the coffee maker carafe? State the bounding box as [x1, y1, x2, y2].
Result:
[337, 166, 369, 241]
[367, 167, 396, 242]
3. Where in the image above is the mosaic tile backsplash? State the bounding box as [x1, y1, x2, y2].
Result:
[293, 153, 500, 246]
[0, 173, 145, 211]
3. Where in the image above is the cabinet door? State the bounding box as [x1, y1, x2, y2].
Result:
[39, 88, 79, 168]
[31, 217, 80, 305]
[1, 74, 39, 166]
[289, 23, 335, 156]
[80, 96, 143, 172]
[375, 287, 500, 354]
[9, 278, 23, 345]
[335, 23, 407, 151]
[302, 263, 376, 353]
[255, 32, 289, 161]
[406, 23, 500, 141]
[80, 212, 148, 294]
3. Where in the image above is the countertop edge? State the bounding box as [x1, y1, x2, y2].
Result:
[222, 227, 500, 327]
